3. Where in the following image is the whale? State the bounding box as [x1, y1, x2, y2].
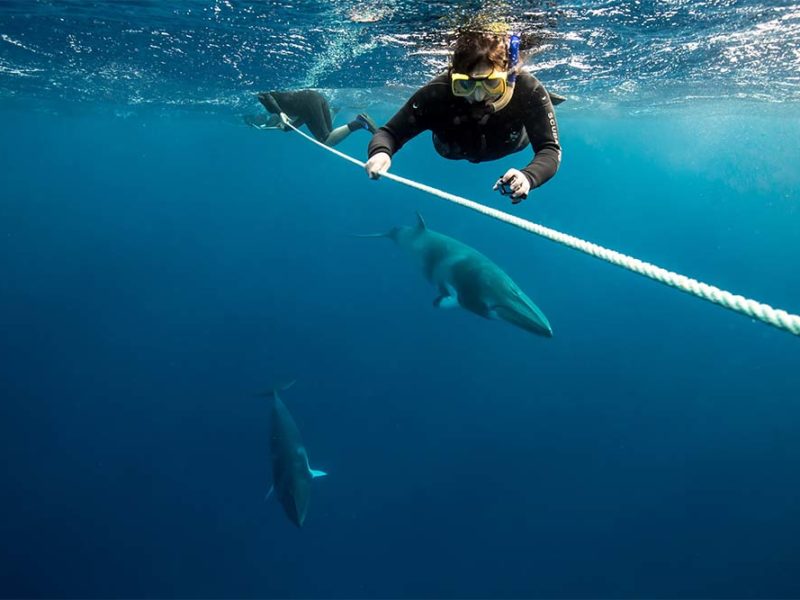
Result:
[264, 382, 327, 528]
[358, 214, 553, 337]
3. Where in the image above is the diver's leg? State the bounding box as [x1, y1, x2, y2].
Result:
[323, 114, 379, 146]
[354, 113, 378, 133]
[324, 124, 359, 146]
[304, 93, 334, 143]
[320, 94, 334, 132]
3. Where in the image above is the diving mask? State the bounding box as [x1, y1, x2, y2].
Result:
[450, 70, 508, 97]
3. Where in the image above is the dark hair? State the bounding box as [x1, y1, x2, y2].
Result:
[451, 31, 508, 73]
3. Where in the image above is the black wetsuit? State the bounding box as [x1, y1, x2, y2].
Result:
[258, 90, 334, 143]
[368, 72, 562, 189]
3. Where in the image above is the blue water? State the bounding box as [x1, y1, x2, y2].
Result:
[2, 2, 800, 598]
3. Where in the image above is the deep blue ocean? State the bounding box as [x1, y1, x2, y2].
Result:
[2, 2, 800, 598]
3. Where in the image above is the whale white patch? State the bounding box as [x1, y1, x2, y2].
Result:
[434, 283, 459, 309]
[436, 295, 459, 309]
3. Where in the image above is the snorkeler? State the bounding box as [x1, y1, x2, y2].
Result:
[364, 27, 564, 204]
[251, 89, 378, 147]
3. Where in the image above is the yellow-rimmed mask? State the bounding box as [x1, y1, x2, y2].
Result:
[450, 70, 508, 97]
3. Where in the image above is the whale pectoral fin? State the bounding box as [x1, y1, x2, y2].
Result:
[433, 294, 458, 309]
[302, 450, 327, 478]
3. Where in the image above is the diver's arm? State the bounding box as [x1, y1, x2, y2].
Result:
[367, 104, 426, 157]
[274, 112, 304, 132]
[365, 151, 391, 179]
[519, 87, 562, 189]
[367, 82, 439, 159]
[257, 92, 283, 115]
[366, 82, 440, 179]
[276, 116, 306, 133]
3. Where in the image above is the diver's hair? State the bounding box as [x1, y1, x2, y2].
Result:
[451, 30, 509, 73]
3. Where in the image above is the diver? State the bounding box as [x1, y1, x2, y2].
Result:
[248, 89, 378, 147]
[364, 26, 565, 204]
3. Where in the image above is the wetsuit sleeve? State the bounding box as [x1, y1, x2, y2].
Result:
[257, 92, 283, 114]
[519, 84, 562, 189]
[257, 91, 305, 129]
[367, 84, 438, 159]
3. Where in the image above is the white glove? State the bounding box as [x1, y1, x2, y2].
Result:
[365, 151, 392, 179]
[493, 168, 532, 204]
[276, 112, 292, 131]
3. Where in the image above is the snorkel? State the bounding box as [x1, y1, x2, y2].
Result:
[508, 34, 521, 84]
[486, 33, 520, 113]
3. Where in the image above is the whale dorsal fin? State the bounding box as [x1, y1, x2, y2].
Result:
[416, 212, 427, 230]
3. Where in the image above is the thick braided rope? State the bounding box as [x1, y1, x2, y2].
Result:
[282, 122, 800, 336]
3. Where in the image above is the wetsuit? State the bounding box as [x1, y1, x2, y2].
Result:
[258, 90, 335, 143]
[367, 72, 562, 189]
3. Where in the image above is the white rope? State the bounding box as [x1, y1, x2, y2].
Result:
[282, 121, 800, 337]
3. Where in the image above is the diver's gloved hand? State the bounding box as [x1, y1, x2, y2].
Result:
[277, 112, 292, 132]
[494, 168, 531, 204]
[365, 151, 392, 180]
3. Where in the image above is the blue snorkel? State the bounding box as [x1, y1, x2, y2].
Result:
[508, 34, 521, 85]
[484, 32, 520, 116]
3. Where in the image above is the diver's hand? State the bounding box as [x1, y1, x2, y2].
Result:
[277, 112, 292, 132]
[365, 152, 391, 179]
[493, 168, 531, 204]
